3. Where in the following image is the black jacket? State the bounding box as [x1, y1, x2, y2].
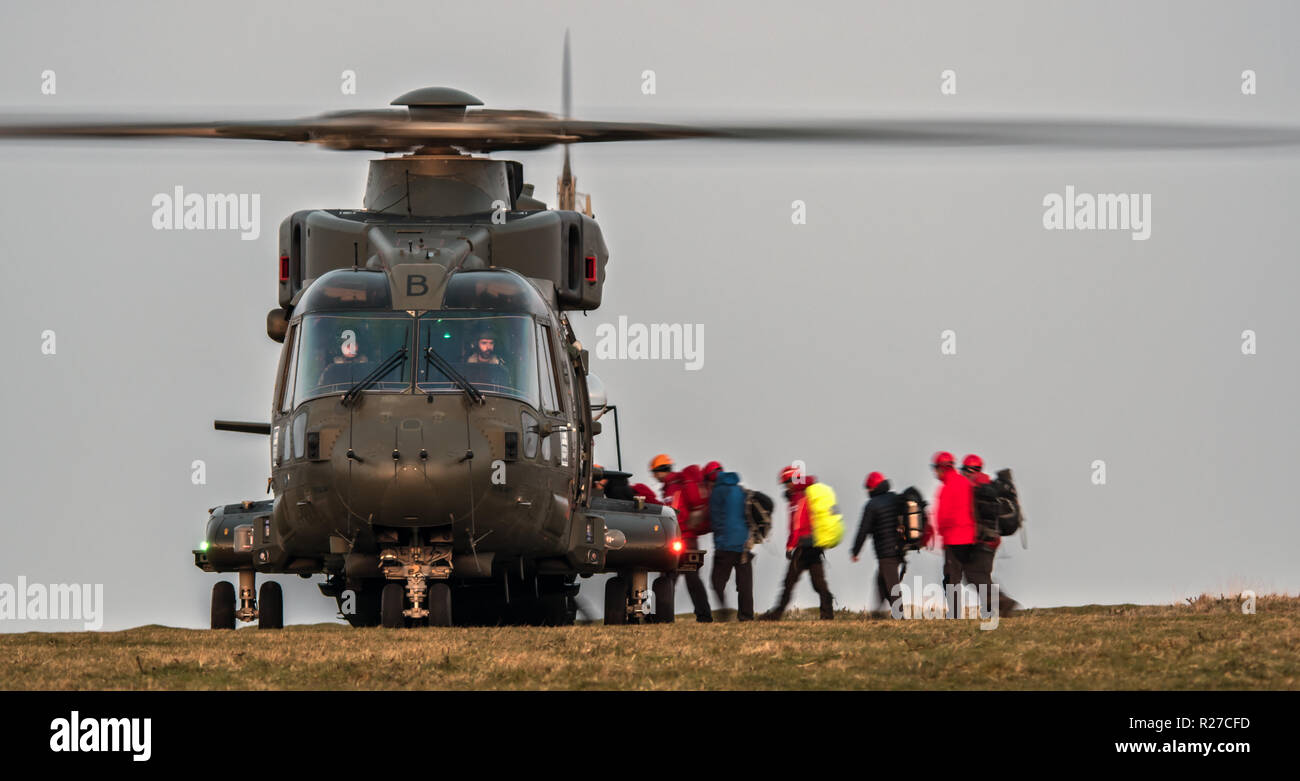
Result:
[852, 480, 903, 560]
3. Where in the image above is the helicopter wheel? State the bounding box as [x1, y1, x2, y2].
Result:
[603, 576, 627, 625]
[652, 574, 675, 624]
[257, 581, 284, 629]
[537, 592, 570, 626]
[428, 582, 453, 627]
[380, 582, 405, 628]
[210, 581, 235, 630]
[536, 575, 578, 626]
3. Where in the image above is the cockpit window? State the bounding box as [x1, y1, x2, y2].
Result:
[417, 313, 540, 406]
[293, 312, 411, 405]
[441, 270, 550, 316]
[296, 270, 393, 313]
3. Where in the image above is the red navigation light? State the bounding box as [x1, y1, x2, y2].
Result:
[585, 255, 597, 283]
[279, 254, 290, 283]
[671, 539, 684, 554]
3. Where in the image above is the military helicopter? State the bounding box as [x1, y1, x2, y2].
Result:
[4, 37, 1299, 629]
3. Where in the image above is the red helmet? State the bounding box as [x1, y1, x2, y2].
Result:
[864, 471, 886, 491]
[703, 461, 724, 480]
[961, 454, 984, 472]
[931, 451, 955, 468]
[779, 464, 804, 485]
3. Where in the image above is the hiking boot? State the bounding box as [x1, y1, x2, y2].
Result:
[758, 611, 781, 622]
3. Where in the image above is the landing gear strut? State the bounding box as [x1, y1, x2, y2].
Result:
[377, 528, 454, 627]
[604, 569, 669, 625]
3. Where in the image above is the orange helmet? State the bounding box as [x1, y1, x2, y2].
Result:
[961, 454, 983, 473]
[779, 464, 804, 485]
[931, 451, 955, 468]
[650, 453, 674, 473]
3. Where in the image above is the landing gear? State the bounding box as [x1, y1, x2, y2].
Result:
[604, 570, 673, 625]
[211, 571, 278, 629]
[652, 575, 675, 624]
[536, 575, 579, 626]
[377, 526, 454, 626]
[377, 579, 451, 627]
[381, 582, 406, 629]
[603, 576, 627, 625]
[236, 570, 258, 624]
[427, 582, 453, 627]
[257, 581, 284, 629]
[211, 581, 235, 630]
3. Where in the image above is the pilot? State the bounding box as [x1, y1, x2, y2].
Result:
[466, 331, 503, 365]
[318, 331, 368, 388]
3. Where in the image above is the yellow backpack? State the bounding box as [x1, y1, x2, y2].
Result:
[805, 483, 844, 549]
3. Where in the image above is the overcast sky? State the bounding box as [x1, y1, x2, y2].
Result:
[1, 0, 1297, 630]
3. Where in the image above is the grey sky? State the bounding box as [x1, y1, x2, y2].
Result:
[0, 1, 1297, 630]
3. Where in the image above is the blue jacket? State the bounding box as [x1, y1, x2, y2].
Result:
[709, 472, 749, 552]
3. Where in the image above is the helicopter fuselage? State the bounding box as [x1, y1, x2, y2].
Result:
[194, 155, 686, 627]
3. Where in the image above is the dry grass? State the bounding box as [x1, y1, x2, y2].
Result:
[1, 596, 1296, 690]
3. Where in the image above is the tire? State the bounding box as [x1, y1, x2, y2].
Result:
[537, 575, 578, 626]
[652, 575, 675, 624]
[257, 581, 284, 629]
[211, 581, 235, 630]
[538, 593, 573, 626]
[603, 576, 627, 625]
[428, 582, 453, 627]
[381, 582, 406, 628]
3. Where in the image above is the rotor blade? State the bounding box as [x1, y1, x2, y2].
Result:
[562, 29, 572, 120]
[1, 111, 1299, 153]
[680, 116, 1300, 150]
[558, 30, 575, 209]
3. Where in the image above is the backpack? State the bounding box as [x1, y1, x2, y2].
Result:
[974, 468, 1023, 540]
[805, 483, 844, 549]
[897, 486, 929, 552]
[744, 489, 773, 547]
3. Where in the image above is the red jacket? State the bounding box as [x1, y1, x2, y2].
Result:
[676, 462, 717, 524]
[661, 466, 709, 543]
[784, 477, 816, 551]
[932, 467, 976, 547]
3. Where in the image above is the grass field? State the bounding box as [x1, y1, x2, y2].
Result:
[1, 595, 1295, 690]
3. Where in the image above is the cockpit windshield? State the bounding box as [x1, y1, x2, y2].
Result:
[417, 313, 540, 406]
[293, 312, 411, 406]
[283, 309, 548, 409]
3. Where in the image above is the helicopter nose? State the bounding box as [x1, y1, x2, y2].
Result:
[332, 409, 487, 528]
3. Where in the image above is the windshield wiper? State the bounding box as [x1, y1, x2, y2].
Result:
[424, 347, 485, 405]
[341, 347, 408, 406]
